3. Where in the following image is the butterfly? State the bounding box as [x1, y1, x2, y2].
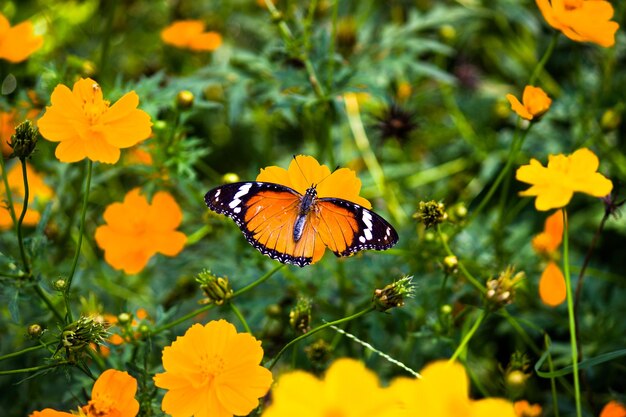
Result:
[204, 179, 399, 267]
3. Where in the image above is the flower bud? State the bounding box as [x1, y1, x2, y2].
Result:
[222, 172, 240, 184]
[413, 201, 447, 229]
[117, 312, 132, 325]
[289, 298, 312, 334]
[601, 108, 621, 131]
[373, 275, 414, 312]
[176, 90, 194, 109]
[439, 24, 456, 42]
[485, 266, 525, 309]
[304, 339, 332, 366]
[57, 316, 108, 359]
[196, 269, 233, 305]
[8, 120, 38, 159]
[442, 255, 458, 275]
[28, 323, 44, 339]
[53, 278, 68, 291]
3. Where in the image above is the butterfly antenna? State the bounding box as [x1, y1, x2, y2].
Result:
[292, 155, 311, 185]
[316, 164, 340, 187]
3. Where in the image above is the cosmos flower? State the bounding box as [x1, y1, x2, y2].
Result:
[0, 12, 43, 63]
[536, 0, 619, 47]
[37, 78, 152, 164]
[94, 188, 186, 274]
[516, 148, 613, 211]
[153, 320, 272, 417]
[161, 20, 222, 51]
[506, 86, 552, 121]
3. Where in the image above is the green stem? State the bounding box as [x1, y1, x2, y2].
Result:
[449, 309, 486, 362]
[0, 154, 17, 226]
[65, 160, 93, 323]
[437, 225, 485, 294]
[185, 224, 211, 246]
[0, 341, 53, 362]
[0, 360, 70, 375]
[562, 209, 582, 417]
[545, 334, 561, 417]
[230, 303, 251, 333]
[151, 264, 284, 336]
[34, 284, 64, 322]
[266, 306, 375, 370]
[529, 33, 559, 86]
[16, 158, 31, 275]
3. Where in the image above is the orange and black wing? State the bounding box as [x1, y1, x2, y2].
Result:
[204, 182, 323, 266]
[314, 198, 398, 257]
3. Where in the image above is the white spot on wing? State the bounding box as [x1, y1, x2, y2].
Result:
[233, 207, 241, 214]
[362, 211, 373, 240]
[229, 183, 253, 209]
[359, 236, 366, 243]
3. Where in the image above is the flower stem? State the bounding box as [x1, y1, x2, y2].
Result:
[562, 209, 582, 417]
[65, 159, 93, 323]
[230, 302, 251, 334]
[0, 360, 71, 375]
[266, 306, 375, 370]
[34, 284, 64, 322]
[545, 334, 561, 417]
[0, 154, 17, 226]
[16, 158, 31, 275]
[529, 33, 559, 86]
[0, 341, 53, 362]
[232, 264, 285, 297]
[436, 225, 485, 294]
[449, 309, 486, 362]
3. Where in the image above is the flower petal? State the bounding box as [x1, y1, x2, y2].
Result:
[539, 261, 566, 307]
[506, 93, 533, 120]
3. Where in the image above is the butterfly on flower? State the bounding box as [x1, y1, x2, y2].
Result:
[204, 155, 399, 267]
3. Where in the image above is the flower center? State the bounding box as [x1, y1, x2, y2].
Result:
[81, 397, 115, 417]
[324, 407, 346, 417]
[563, 0, 583, 10]
[199, 353, 226, 381]
[81, 84, 110, 125]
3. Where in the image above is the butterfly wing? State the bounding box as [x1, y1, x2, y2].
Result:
[204, 182, 323, 266]
[315, 198, 398, 257]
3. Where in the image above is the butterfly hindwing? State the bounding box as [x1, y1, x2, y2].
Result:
[317, 198, 399, 257]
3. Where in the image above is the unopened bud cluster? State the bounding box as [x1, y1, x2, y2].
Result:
[9, 120, 38, 159]
[486, 266, 525, 309]
[373, 275, 415, 312]
[289, 298, 312, 334]
[413, 201, 447, 229]
[57, 316, 108, 359]
[196, 269, 233, 305]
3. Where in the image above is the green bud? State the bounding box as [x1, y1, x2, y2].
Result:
[196, 269, 233, 305]
[57, 316, 108, 359]
[413, 201, 447, 229]
[176, 90, 195, 109]
[53, 278, 68, 291]
[222, 172, 240, 184]
[485, 266, 525, 310]
[372, 275, 415, 312]
[9, 120, 38, 159]
[442, 255, 458, 275]
[28, 323, 44, 339]
[289, 298, 312, 334]
[117, 312, 132, 324]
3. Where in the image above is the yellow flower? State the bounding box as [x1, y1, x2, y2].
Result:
[30, 369, 139, 417]
[390, 360, 516, 417]
[533, 210, 566, 307]
[514, 400, 543, 417]
[0, 161, 54, 230]
[38, 78, 152, 164]
[154, 320, 272, 417]
[516, 148, 613, 211]
[506, 86, 552, 121]
[536, 0, 619, 47]
[0, 12, 43, 63]
[600, 401, 626, 417]
[94, 188, 186, 274]
[161, 20, 222, 51]
[262, 358, 402, 417]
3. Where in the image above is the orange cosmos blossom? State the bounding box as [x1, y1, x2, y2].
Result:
[38, 78, 152, 164]
[516, 148, 613, 211]
[94, 188, 186, 274]
[536, 0, 619, 47]
[514, 400, 542, 417]
[161, 20, 222, 51]
[154, 320, 273, 417]
[0, 12, 43, 63]
[0, 162, 54, 230]
[600, 401, 626, 417]
[390, 360, 516, 417]
[29, 369, 139, 417]
[506, 86, 552, 121]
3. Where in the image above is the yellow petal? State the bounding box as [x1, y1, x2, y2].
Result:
[470, 398, 517, 417]
[506, 93, 533, 120]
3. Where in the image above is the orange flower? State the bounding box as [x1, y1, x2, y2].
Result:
[153, 320, 273, 417]
[0, 12, 43, 63]
[106, 308, 152, 346]
[536, 0, 619, 47]
[257, 155, 371, 208]
[506, 86, 552, 121]
[0, 161, 54, 229]
[30, 369, 139, 417]
[533, 210, 566, 307]
[38, 78, 152, 164]
[514, 400, 542, 417]
[600, 401, 626, 417]
[390, 360, 516, 417]
[161, 20, 222, 51]
[516, 148, 613, 211]
[94, 189, 186, 274]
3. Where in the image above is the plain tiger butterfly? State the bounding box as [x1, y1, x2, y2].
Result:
[204, 157, 398, 267]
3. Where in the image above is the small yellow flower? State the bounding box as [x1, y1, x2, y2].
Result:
[390, 360, 516, 417]
[516, 148, 613, 211]
[154, 320, 272, 417]
[262, 358, 402, 417]
[506, 86, 552, 121]
[536, 0, 619, 47]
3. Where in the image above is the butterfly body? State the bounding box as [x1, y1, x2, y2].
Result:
[205, 181, 398, 267]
